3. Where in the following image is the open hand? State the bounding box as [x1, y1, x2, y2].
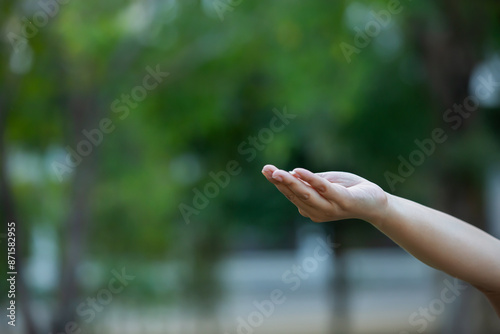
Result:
[262, 165, 388, 223]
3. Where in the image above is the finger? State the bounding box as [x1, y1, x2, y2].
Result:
[273, 170, 330, 205]
[262, 164, 278, 180]
[262, 166, 296, 200]
[292, 168, 330, 193]
[263, 166, 295, 195]
[263, 168, 318, 213]
[298, 207, 309, 218]
[269, 170, 308, 206]
[316, 171, 365, 187]
[293, 168, 349, 201]
[290, 170, 311, 187]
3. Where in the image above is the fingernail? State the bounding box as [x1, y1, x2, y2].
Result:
[273, 175, 283, 182]
[289, 170, 296, 175]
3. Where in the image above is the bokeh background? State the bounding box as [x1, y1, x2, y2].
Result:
[1, 0, 500, 333]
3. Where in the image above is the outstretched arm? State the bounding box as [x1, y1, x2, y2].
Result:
[262, 165, 500, 316]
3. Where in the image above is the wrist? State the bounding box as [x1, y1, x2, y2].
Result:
[365, 191, 393, 228]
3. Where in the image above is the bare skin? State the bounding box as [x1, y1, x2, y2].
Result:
[262, 164, 500, 317]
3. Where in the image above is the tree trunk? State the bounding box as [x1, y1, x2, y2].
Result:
[416, 0, 497, 331]
[51, 94, 97, 333]
[0, 93, 38, 334]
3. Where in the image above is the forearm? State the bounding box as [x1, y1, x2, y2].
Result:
[370, 193, 500, 293]
[262, 165, 500, 316]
